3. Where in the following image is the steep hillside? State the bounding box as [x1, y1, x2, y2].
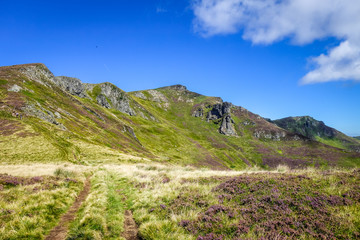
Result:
[354, 136, 360, 140]
[271, 116, 360, 152]
[1, 63, 359, 169]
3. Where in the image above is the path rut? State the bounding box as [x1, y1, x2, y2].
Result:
[45, 177, 91, 240]
[122, 210, 139, 240]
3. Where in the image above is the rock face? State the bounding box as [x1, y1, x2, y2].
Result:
[52, 77, 136, 116]
[96, 94, 111, 109]
[98, 83, 136, 116]
[133, 91, 147, 100]
[219, 115, 237, 136]
[19, 64, 55, 87]
[192, 107, 203, 117]
[22, 102, 66, 130]
[204, 102, 237, 136]
[206, 102, 232, 121]
[54, 76, 88, 98]
[147, 90, 168, 103]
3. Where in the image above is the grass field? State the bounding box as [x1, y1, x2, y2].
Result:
[0, 163, 359, 240]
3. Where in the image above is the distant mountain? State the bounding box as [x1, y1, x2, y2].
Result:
[271, 116, 360, 152]
[1, 63, 359, 169]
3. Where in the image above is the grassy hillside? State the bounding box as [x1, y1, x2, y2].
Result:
[1, 63, 360, 169]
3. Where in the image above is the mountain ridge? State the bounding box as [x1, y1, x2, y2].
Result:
[1, 63, 360, 169]
[271, 116, 360, 152]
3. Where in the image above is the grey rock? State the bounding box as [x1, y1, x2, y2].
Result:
[192, 107, 204, 117]
[243, 120, 256, 126]
[147, 90, 168, 103]
[253, 130, 286, 141]
[96, 94, 111, 109]
[8, 84, 22, 92]
[19, 64, 55, 87]
[222, 102, 232, 114]
[83, 106, 104, 121]
[22, 103, 66, 130]
[123, 125, 141, 144]
[206, 104, 223, 121]
[57, 108, 74, 118]
[54, 76, 88, 98]
[133, 91, 147, 100]
[206, 102, 232, 121]
[219, 115, 237, 136]
[166, 84, 187, 91]
[54, 112, 62, 119]
[98, 83, 136, 116]
[205, 102, 237, 136]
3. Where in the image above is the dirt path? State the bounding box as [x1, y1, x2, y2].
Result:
[45, 177, 91, 240]
[122, 210, 139, 240]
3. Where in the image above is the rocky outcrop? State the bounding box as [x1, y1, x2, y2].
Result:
[253, 129, 286, 141]
[8, 84, 22, 92]
[206, 102, 232, 121]
[162, 84, 187, 91]
[54, 76, 88, 98]
[96, 94, 111, 109]
[133, 91, 147, 100]
[147, 90, 168, 103]
[22, 102, 66, 130]
[219, 115, 237, 136]
[98, 83, 136, 116]
[19, 64, 55, 87]
[123, 125, 141, 144]
[205, 102, 237, 136]
[192, 107, 204, 117]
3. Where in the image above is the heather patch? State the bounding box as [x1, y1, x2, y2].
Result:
[179, 171, 360, 239]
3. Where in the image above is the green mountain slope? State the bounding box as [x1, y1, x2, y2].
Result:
[271, 116, 360, 152]
[1, 63, 359, 169]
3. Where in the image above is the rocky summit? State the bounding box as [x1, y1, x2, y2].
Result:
[1, 63, 360, 169]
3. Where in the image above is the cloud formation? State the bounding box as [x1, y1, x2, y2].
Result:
[192, 0, 360, 84]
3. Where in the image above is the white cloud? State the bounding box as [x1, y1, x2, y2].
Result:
[192, 0, 360, 84]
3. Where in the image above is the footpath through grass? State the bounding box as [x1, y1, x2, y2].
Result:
[1, 164, 360, 239]
[0, 170, 83, 239]
[67, 169, 134, 240]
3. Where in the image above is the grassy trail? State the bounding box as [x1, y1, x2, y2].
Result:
[45, 177, 91, 240]
[1, 164, 360, 239]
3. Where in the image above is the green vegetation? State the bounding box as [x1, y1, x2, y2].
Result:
[67, 169, 133, 239]
[2, 164, 359, 239]
[0, 79, 7, 85]
[0, 171, 83, 239]
[1, 63, 360, 169]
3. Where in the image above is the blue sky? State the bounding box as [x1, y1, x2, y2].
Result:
[1, 0, 360, 136]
